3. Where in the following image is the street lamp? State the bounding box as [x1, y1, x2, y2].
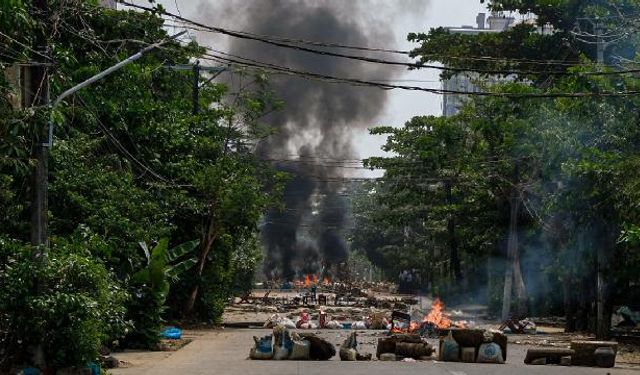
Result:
[32, 31, 185, 258]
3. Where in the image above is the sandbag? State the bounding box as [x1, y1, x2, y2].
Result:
[343, 331, 358, 349]
[273, 346, 290, 360]
[299, 333, 336, 360]
[281, 319, 296, 329]
[352, 321, 368, 330]
[340, 348, 357, 361]
[264, 314, 297, 329]
[290, 340, 311, 360]
[395, 342, 432, 359]
[325, 320, 342, 329]
[289, 333, 310, 360]
[273, 325, 293, 350]
[298, 322, 318, 330]
[249, 335, 273, 360]
[272, 325, 293, 360]
[477, 342, 504, 364]
[380, 353, 397, 361]
[440, 331, 460, 362]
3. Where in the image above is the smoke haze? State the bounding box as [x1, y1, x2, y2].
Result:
[192, 0, 430, 280]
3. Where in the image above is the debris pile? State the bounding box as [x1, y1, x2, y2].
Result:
[499, 317, 537, 334]
[390, 298, 469, 335]
[261, 308, 390, 331]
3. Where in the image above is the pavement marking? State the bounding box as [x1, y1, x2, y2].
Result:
[449, 372, 468, 375]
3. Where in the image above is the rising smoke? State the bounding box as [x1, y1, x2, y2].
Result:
[193, 0, 430, 280]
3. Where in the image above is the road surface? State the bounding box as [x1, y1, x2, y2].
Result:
[111, 329, 639, 375]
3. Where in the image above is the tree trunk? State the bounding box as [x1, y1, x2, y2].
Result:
[564, 278, 577, 332]
[501, 187, 520, 321]
[184, 202, 219, 316]
[513, 229, 529, 316]
[596, 220, 614, 340]
[445, 181, 462, 284]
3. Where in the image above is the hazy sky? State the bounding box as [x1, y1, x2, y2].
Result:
[128, 0, 490, 167]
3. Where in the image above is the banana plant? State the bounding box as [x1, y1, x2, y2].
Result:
[133, 238, 200, 298]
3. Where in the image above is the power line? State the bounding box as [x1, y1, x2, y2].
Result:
[158, 19, 411, 54]
[77, 96, 186, 187]
[163, 20, 625, 69]
[119, 1, 640, 78]
[201, 51, 640, 98]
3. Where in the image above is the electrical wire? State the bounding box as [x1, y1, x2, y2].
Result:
[118, 0, 640, 78]
[163, 20, 627, 69]
[77, 96, 186, 187]
[201, 51, 640, 98]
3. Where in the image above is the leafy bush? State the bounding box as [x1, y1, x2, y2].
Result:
[0, 238, 129, 370]
[231, 234, 262, 296]
[122, 239, 198, 348]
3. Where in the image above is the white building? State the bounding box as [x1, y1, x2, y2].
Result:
[442, 13, 515, 117]
[100, 0, 117, 9]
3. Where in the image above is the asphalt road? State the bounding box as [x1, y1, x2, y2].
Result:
[111, 329, 639, 375]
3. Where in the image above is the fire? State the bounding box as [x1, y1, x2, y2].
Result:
[409, 321, 420, 332]
[322, 277, 331, 285]
[423, 298, 452, 329]
[303, 275, 312, 287]
[389, 298, 467, 335]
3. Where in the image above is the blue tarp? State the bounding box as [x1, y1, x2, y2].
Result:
[162, 327, 182, 340]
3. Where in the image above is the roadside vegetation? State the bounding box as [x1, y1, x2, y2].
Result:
[0, 0, 285, 370]
[351, 0, 640, 339]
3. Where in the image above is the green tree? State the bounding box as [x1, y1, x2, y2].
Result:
[1, 0, 286, 363]
[356, 0, 639, 337]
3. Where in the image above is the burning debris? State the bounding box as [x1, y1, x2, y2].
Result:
[390, 298, 469, 336]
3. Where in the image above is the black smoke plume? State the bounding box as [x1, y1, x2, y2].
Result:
[193, 0, 429, 280]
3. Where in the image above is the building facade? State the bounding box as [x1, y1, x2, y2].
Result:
[100, 0, 117, 9]
[441, 12, 515, 117]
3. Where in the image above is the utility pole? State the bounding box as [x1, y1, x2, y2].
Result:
[28, 0, 50, 366]
[29, 31, 185, 262]
[166, 63, 227, 115]
[30, 0, 50, 254]
[502, 163, 523, 321]
[575, 17, 619, 340]
[192, 60, 200, 114]
[594, 21, 612, 342]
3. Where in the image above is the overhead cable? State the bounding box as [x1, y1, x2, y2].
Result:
[201, 51, 640, 98]
[118, 1, 640, 77]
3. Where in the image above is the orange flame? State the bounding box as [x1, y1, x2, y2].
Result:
[423, 298, 452, 329]
[303, 275, 312, 287]
[390, 298, 467, 334]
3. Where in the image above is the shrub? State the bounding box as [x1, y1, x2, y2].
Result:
[0, 238, 129, 370]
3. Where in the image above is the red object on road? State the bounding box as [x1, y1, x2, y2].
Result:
[319, 311, 327, 328]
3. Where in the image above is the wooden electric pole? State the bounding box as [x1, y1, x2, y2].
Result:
[29, 0, 50, 254]
[192, 60, 200, 114]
